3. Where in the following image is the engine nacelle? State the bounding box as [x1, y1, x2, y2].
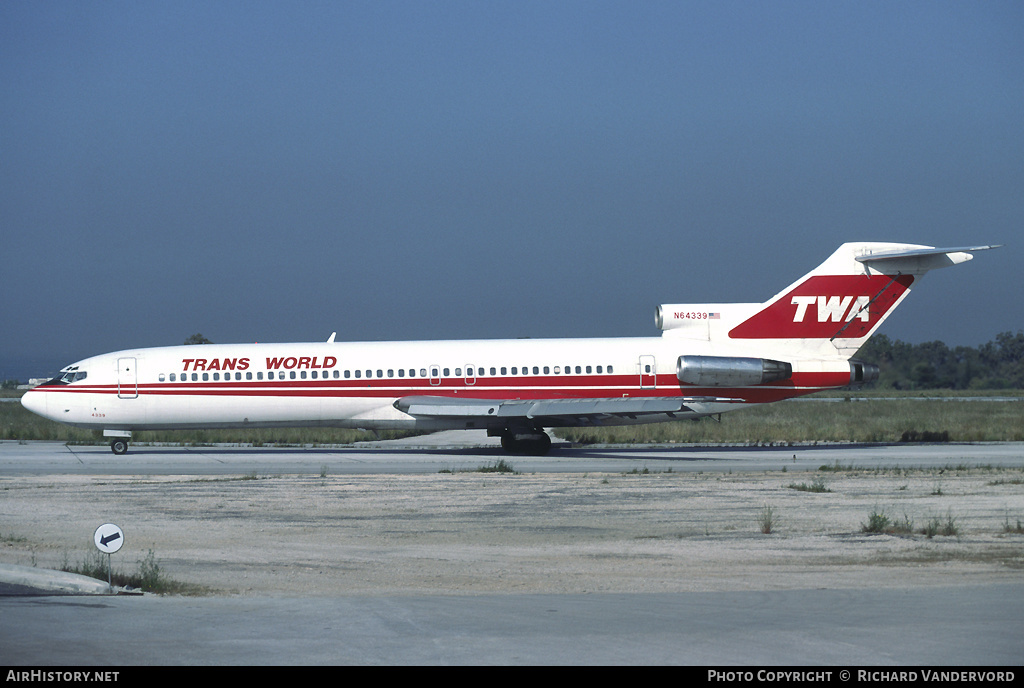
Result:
[849, 359, 879, 386]
[676, 355, 793, 387]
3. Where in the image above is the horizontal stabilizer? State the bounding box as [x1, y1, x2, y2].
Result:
[854, 244, 1001, 271]
[854, 244, 1001, 263]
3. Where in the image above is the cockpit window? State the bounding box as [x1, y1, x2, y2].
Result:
[58, 370, 87, 384]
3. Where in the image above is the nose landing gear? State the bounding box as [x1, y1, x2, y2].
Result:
[104, 430, 132, 455]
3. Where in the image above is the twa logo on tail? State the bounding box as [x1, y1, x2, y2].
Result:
[729, 274, 916, 340]
[791, 295, 871, 323]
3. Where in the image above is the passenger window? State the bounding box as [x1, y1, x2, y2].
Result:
[500, 367, 507, 375]
[398, 369, 405, 377]
[159, 374, 165, 382]
[354, 370, 361, 378]
[257, 372, 263, 380]
[543, 366, 550, 374]
[202, 373, 209, 381]
[290, 371, 297, 379]
[554, 366, 560, 374]
[597, 366, 603, 374]
[443, 368, 450, 376]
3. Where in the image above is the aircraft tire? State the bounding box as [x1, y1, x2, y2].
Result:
[500, 431, 551, 456]
[110, 439, 128, 455]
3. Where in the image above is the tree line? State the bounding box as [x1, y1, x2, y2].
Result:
[857, 331, 1024, 390]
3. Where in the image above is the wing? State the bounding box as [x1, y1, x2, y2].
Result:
[393, 395, 737, 427]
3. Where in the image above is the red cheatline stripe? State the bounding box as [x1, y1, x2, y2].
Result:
[27, 371, 850, 404]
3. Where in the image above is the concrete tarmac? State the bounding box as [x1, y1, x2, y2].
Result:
[1, 437, 1022, 666]
[2, 434, 1023, 476]
[4, 585, 1022, 665]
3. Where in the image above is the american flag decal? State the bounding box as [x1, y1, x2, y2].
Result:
[709, 312, 720, 319]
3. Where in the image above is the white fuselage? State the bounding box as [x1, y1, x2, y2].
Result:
[21, 336, 852, 434]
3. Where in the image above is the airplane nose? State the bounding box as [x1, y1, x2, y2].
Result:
[21, 390, 47, 418]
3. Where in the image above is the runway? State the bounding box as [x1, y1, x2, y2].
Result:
[1, 437, 1022, 666]
[2, 434, 1023, 476]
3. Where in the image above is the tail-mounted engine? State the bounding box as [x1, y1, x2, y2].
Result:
[676, 355, 792, 387]
[849, 359, 879, 386]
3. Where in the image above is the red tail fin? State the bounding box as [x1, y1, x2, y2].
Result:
[729, 273, 914, 340]
[721, 242, 998, 353]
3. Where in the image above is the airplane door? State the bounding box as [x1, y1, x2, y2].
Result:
[430, 365, 441, 386]
[465, 365, 476, 386]
[118, 357, 138, 399]
[639, 355, 656, 390]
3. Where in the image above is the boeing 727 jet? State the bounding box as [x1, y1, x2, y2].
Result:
[22, 242, 997, 455]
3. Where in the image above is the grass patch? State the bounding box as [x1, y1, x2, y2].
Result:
[554, 396, 1024, 444]
[622, 467, 674, 475]
[758, 505, 776, 534]
[60, 549, 206, 595]
[1, 532, 29, 545]
[922, 512, 960, 538]
[862, 508, 892, 534]
[788, 477, 832, 493]
[474, 459, 519, 474]
[7, 389, 1024, 445]
[1002, 515, 1024, 534]
[861, 508, 916, 535]
[863, 508, 960, 537]
[440, 459, 520, 475]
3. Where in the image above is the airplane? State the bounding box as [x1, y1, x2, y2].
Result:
[21, 242, 998, 456]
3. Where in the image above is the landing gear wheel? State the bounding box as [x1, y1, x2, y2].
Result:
[500, 433, 519, 453]
[110, 439, 129, 455]
[528, 432, 552, 456]
[500, 431, 552, 456]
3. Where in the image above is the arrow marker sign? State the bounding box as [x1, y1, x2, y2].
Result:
[94, 524, 124, 554]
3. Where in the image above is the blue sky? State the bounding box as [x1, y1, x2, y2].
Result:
[2, 1, 1021, 378]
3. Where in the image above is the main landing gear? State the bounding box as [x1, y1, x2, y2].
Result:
[110, 438, 129, 455]
[498, 429, 552, 456]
